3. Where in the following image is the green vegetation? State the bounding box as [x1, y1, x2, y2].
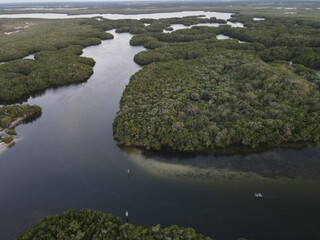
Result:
[113, 13, 320, 152]
[5, 128, 16, 135]
[0, 16, 222, 104]
[0, 18, 115, 103]
[1, 135, 13, 144]
[18, 209, 212, 240]
[0, 47, 96, 102]
[0, 104, 41, 129]
[0, 17, 145, 149]
[0, 104, 41, 144]
[1, 7, 320, 153]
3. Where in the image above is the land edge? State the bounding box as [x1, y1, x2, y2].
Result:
[0, 111, 41, 154]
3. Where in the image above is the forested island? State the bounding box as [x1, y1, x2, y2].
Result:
[0, 104, 41, 145]
[0, 2, 320, 240]
[113, 12, 320, 152]
[0, 18, 115, 103]
[1, 7, 320, 153]
[0, 17, 121, 146]
[0, 15, 232, 149]
[18, 209, 213, 240]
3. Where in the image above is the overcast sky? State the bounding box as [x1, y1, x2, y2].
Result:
[0, 0, 179, 3]
[0, 0, 224, 3]
[0, 0, 158, 3]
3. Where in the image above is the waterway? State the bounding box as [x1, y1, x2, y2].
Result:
[0, 11, 233, 20]
[0, 11, 320, 240]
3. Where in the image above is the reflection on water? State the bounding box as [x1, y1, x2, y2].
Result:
[125, 142, 320, 180]
[0, 12, 319, 240]
[0, 11, 234, 20]
[128, 148, 320, 198]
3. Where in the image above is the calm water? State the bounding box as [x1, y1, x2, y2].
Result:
[0, 12, 320, 240]
[0, 11, 233, 20]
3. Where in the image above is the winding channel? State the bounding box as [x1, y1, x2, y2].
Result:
[0, 11, 320, 240]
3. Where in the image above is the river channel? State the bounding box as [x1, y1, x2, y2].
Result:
[0, 11, 320, 240]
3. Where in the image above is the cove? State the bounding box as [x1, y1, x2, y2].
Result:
[0, 12, 319, 240]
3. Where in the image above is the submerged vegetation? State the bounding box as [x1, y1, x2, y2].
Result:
[18, 209, 212, 240]
[113, 13, 320, 152]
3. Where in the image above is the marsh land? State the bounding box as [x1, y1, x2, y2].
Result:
[0, 1, 320, 240]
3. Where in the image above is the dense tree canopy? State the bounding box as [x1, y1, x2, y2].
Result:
[0, 18, 115, 103]
[113, 13, 320, 152]
[0, 104, 41, 130]
[18, 209, 212, 240]
[1, 12, 320, 152]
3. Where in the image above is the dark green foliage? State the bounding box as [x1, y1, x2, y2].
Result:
[133, 34, 261, 66]
[114, 50, 320, 151]
[0, 104, 41, 129]
[18, 209, 212, 240]
[0, 18, 118, 103]
[114, 15, 320, 152]
[220, 15, 320, 68]
[260, 46, 293, 62]
[293, 47, 320, 69]
[0, 49, 95, 103]
[0, 19, 109, 62]
[1, 135, 13, 144]
[144, 40, 167, 50]
[209, 17, 227, 24]
[291, 63, 320, 86]
[154, 28, 217, 43]
[5, 129, 16, 135]
[130, 34, 157, 46]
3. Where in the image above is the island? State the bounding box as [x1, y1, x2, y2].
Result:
[113, 11, 320, 152]
[0, 1, 319, 240]
[0, 104, 41, 146]
[18, 209, 212, 240]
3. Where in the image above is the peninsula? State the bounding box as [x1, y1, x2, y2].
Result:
[0, 104, 41, 147]
[113, 11, 320, 152]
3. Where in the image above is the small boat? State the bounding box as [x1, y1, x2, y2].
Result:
[254, 193, 263, 198]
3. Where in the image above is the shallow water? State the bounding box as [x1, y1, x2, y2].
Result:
[22, 54, 35, 60]
[0, 11, 233, 20]
[216, 34, 230, 40]
[163, 21, 243, 33]
[0, 12, 319, 240]
[253, 17, 265, 21]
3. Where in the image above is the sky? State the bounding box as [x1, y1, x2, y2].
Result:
[0, 0, 161, 3]
[0, 0, 187, 2]
[0, 0, 228, 3]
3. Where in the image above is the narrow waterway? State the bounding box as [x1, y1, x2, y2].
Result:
[0, 12, 320, 240]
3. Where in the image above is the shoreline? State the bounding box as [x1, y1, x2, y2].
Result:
[0, 142, 7, 155]
[0, 112, 39, 155]
[9, 117, 24, 129]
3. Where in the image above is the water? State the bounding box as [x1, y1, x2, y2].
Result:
[0, 11, 233, 20]
[0, 12, 320, 240]
[253, 17, 265, 21]
[163, 21, 243, 33]
[22, 54, 35, 60]
[216, 34, 230, 40]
